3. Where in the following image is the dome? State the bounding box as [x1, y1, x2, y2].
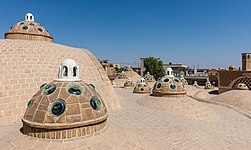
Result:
[151, 76, 186, 96]
[193, 81, 198, 87]
[4, 13, 53, 42]
[133, 78, 151, 93]
[22, 59, 108, 139]
[229, 65, 237, 71]
[205, 77, 214, 89]
[236, 83, 249, 90]
[117, 71, 128, 79]
[124, 77, 133, 87]
[144, 72, 155, 82]
[0, 39, 119, 125]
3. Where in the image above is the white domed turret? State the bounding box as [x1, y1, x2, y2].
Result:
[25, 13, 34, 21]
[165, 68, 174, 77]
[140, 77, 145, 84]
[55, 59, 81, 81]
[112, 81, 117, 88]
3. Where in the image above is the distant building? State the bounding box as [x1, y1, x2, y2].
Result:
[218, 53, 251, 93]
[163, 62, 188, 76]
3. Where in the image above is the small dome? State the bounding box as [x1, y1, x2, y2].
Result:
[180, 77, 188, 85]
[193, 81, 198, 87]
[118, 71, 127, 79]
[205, 77, 214, 89]
[151, 76, 186, 96]
[133, 78, 151, 93]
[236, 83, 249, 90]
[144, 72, 155, 82]
[229, 65, 237, 71]
[22, 59, 108, 139]
[5, 13, 53, 42]
[124, 77, 133, 87]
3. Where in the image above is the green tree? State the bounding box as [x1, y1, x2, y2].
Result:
[144, 57, 165, 79]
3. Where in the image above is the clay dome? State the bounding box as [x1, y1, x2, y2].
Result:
[22, 59, 108, 139]
[0, 39, 119, 125]
[235, 83, 249, 90]
[144, 72, 155, 82]
[4, 13, 53, 42]
[193, 81, 198, 87]
[205, 78, 214, 89]
[152, 68, 186, 96]
[117, 71, 128, 79]
[229, 65, 237, 71]
[124, 77, 133, 87]
[133, 78, 151, 94]
[180, 75, 188, 85]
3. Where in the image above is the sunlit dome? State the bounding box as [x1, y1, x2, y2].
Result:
[4, 13, 53, 42]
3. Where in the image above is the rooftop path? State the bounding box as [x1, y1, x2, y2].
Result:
[1, 86, 251, 149]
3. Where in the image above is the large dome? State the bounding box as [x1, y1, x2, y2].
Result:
[0, 39, 119, 125]
[22, 59, 108, 139]
[4, 13, 53, 42]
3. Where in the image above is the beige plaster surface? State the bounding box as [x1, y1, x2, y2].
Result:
[1, 86, 251, 149]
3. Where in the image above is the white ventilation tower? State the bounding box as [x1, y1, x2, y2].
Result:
[55, 59, 81, 81]
[25, 13, 35, 21]
[165, 67, 174, 77]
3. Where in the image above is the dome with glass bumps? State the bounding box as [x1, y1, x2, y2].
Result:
[144, 72, 155, 82]
[22, 59, 108, 139]
[152, 68, 186, 96]
[5, 13, 53, 42]
[124, 77, 133, 87]
[133, 78, 151, 93]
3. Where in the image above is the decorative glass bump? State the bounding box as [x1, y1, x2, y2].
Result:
[170, 84, 176, 89]
[90, 96, 102, 111]
[140, 88, 144, 92]
[163, 78, 169, 83]
[156, 83, 162, 89]
[29, 22, 35, 26]
[50, 99, 66, 116]
[174, 78, 180, 83]
[40, 83, 47, 89]
[68, 84, 83, 95]
[43, 84, 56, 95]
[22, 26, 28, 30]
[27, 99, 34, 107]
[88, 84, 95, 90]
[144, 84, 147, 87]
[19, 22, 24, 25]
[38, 28, 43, 32]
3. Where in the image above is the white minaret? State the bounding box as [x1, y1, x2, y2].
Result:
[55, 59, 81, 81]
[25, 13, 35, 21]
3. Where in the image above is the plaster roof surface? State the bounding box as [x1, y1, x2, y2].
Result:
[1, 86, 251, 149]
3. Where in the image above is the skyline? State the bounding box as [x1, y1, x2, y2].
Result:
[1, 0, 251, 68]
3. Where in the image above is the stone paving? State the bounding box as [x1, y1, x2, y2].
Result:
[1, 86, 251, 149]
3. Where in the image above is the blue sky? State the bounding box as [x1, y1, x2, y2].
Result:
[1, 0, 251, 68]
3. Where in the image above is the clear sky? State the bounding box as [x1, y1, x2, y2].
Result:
[1, 0, 251, 69]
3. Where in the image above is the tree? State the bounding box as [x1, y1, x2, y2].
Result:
[144, 57, 165, 79]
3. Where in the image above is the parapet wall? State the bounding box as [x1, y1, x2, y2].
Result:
[218, 70, 251, 93]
